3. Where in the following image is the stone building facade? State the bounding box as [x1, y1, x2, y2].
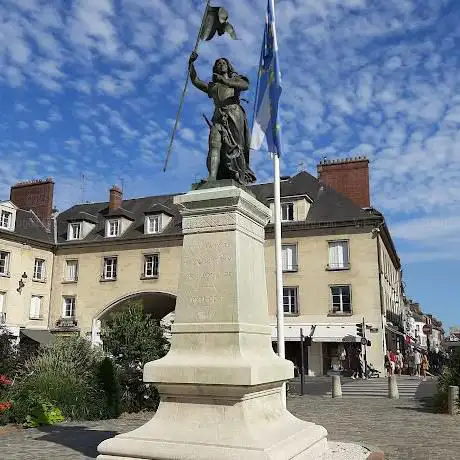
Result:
[0, 158, 405, 375]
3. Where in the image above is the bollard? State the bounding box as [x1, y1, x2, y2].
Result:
[332, 375, 342, 398]
[448, 386, 459, 415]
[387, 375, 399, 399]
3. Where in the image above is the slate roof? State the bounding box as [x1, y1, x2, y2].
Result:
[56, 193, 183, 244]
[2, 171, 384, 246]
[0, 209, 53, 245]
[251, 171, 381, 224]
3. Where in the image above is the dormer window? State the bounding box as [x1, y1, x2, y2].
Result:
[107, 219, 120, 237]
[281, 202, 295, 221]
[147, 215, 161, 234]
[0, 210, 12, 230]
[69, 223, 81, 240]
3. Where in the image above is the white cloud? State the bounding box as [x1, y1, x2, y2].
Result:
[34, 120, 50, 131]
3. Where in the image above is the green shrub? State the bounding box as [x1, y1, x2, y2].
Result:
[100, 302, 170, 413]
[96, 357, 121, 419]
[23, 400, 64, 428]
[0, 327, 18, 376]
[434, 349, 460, 412]
[7, 336, 108, 424]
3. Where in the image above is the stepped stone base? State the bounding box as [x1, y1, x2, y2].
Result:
[97, 185, 374, 460]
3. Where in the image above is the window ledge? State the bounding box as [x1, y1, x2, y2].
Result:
[62, 279, 78, 284]
[100, 278, 117, 282]
[284, 313, 300, 317]
[140, 275, 159, 280]
[29, 316, 43, 320]
[325, 265, 351, 271]
[0, 273, 10, 278]
[328, 312, 353, 317]
[282, 268, 298, 273]
[32, 278, 47, 283]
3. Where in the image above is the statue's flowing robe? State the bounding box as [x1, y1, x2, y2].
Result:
[208, 76, 256, 184]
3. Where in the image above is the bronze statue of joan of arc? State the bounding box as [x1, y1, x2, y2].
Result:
[189, 52, 256, 185]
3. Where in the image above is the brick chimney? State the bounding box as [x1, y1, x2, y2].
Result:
[10, 178, 55, 226]
[109, 185, 123, 210]
[317, 156, 370, 208]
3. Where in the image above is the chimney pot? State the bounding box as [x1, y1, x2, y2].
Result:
[109, 185, 123, 210]
[10, 178, 55, 229]
[316, 156, 370, 208]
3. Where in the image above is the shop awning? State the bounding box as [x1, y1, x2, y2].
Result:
[20, 328, 55, 346]
[271, 325, 314, 341]
[385, 324, 405, 337]
[311, 325, 360, 343]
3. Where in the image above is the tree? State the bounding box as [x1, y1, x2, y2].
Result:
[100, 301, 170, 413]
[0, 326, 18, 376]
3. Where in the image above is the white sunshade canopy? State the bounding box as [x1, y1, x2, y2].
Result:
[311, 324, 360, 343]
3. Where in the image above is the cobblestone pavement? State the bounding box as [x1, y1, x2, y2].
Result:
[0, 386, 458, 460]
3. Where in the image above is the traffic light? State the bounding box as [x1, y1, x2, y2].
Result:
[356, 322, 364, 337]
[304, 336, 312, 346]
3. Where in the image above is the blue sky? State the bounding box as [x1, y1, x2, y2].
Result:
[0, 0, 459, 329]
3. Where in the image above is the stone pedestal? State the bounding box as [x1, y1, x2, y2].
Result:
[97, 185, 328, 459]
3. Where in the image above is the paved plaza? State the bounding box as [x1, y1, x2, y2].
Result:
[0, 382, 458, 460]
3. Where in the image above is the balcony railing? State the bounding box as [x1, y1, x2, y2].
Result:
[55, 317, 78, 328]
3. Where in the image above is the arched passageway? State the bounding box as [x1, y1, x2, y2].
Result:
[91, 291, 176, 345]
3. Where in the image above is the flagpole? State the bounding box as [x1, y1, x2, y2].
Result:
[163, 0, 211, 173]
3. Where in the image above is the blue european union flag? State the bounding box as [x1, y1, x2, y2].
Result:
[250, 0, 282, 156]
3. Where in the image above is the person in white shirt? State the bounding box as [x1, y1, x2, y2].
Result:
[414, 349, 422, 376]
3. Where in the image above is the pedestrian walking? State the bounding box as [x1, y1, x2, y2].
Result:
[414, 348, 421, 377]
[395, 350, 404, 376]
[421, 351, 429, 381]
[350, 347, 360, 379]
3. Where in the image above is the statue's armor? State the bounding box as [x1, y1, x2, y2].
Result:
[208, 82, 237, 106]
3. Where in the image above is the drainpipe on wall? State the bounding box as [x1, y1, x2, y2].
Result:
[47, 211, 59, 331]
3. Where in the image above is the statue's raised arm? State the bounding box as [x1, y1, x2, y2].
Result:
[189, 54, 256, 186]
[189, 52, 208, 93]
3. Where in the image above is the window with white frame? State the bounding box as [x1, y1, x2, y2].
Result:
[107, 219, 120, 237]
[29, 295, 43, 319]
[0, 251, 10, 276]
[282, 244, 298, 272]
[63, 297, 76, 318]
[69, 222, 81, 240]
[283, 287, 299, 315]
[147, 215, 161, 234]
[65, 259, 78, 282]
[330, 285, 351, 313]
[102, 257, 118, 280]
[33, 258, 46, 280]
[281, 202, 295, 221]
[143, 254, 159, 278]
[328, 240, 349, 269]
[0, 210, 12, 230]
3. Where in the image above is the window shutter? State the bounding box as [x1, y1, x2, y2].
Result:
[30, 296, 41, 318]
[282, 247, 288, 270]
[67, 261, 76, 280]
[328, 243, 338, 267]
[0, 293, 4, 312]
[336, 243, 344, 267]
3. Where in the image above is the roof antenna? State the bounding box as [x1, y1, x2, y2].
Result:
[80, 173, 86, 204]
[298, 161, 306, 172]
[119, 177, 125, 194]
